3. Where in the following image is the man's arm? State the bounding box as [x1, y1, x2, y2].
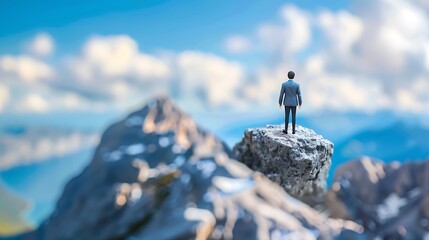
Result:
[297, 84, 302, 107]
[278, 85, 285, 106]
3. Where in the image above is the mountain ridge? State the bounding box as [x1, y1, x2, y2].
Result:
[4, 96, 429, 239]
[7, 96, 362, 240]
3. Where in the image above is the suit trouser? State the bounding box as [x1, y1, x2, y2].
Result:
[284, 106, 297, 133]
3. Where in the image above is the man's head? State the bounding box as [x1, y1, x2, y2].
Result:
[288, 71, 295, 79]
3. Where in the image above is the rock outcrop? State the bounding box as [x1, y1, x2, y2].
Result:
[9, 96, 362, 240]
[233, 125, 333, 205]
[325, 157, 429, 239]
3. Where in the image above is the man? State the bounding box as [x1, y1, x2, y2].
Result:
[278, 71, 302, 134]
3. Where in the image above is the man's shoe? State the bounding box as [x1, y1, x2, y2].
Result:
[282, 130, 288, 134]
[292, 131, 296, 134]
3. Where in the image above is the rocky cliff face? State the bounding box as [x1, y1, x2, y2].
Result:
[233, 125, 333, 205]
[10, 96, 362, 240]
[325, 157, 429, 239]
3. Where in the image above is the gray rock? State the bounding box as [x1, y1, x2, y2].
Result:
[8, 97, 362, 240]
[128, 154, 363, 240]
[233, 124, 333, 205]
[325, 157, 429, 239]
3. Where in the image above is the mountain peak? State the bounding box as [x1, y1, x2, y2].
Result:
[131, 95, 181, 119]
[96, 95, 227, 164]
[13, 97, 361, 240]
[124, 95, 191, 135]
[148, 94, 175, 110]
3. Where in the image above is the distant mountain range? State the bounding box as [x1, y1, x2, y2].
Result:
[1, 110, 429, 235]
[0, 126, 99, 229]
[0, 125, 99, 170]
[0, 149, 95, 227]
[333, 121, 429, 166]
[7, 96, 363, 240]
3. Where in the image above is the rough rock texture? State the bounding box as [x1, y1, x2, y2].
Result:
[8, 96, 362, 240]
[233, 125, 333, 205]
[325, 157, 429, 239]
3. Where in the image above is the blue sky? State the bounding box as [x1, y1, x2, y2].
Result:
[1, 0, 429, 115]
[0, 0, 348, 56]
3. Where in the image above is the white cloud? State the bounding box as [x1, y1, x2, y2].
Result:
[302, 72, 390, 112]
[132, 54, 170, 79]
[0, 132, 99, 170]
[257, 4, 311, 57]
[243, 58, 390, 113]
[47, 35, 246, 111]
[4, 0, 429, 115]
[423, 43, 429, 71]
[392, 77, 429, 113]
[224, 35, 251, 54]
[318, 10, 363, 56]
[62, 35, 171, 104]
[81, 35, 137, 78]
[176, 51, 244, 107]
[0, 84, 9, 111]
[61, 93, 86, 109]
[304, 54, 324, 74]
[17, 93, 49, 113]
[27, 32, 55, 57]
[415, 0, 429, 11]
[315, 0, 429, 112]
[70, 35, 170, 80]
[109, 81, 131, 100]
[352, 0, 429, 75]
[242, 67, 289, 106]
[1, 34, 247, 113]
[0, 55, 54, 82]
[242, 1, 429, 113]
[395, 90, 420, 112]
[279, 4, 312, 52]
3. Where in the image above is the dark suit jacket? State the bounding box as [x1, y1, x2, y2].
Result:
[278, 80, 302, 106]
